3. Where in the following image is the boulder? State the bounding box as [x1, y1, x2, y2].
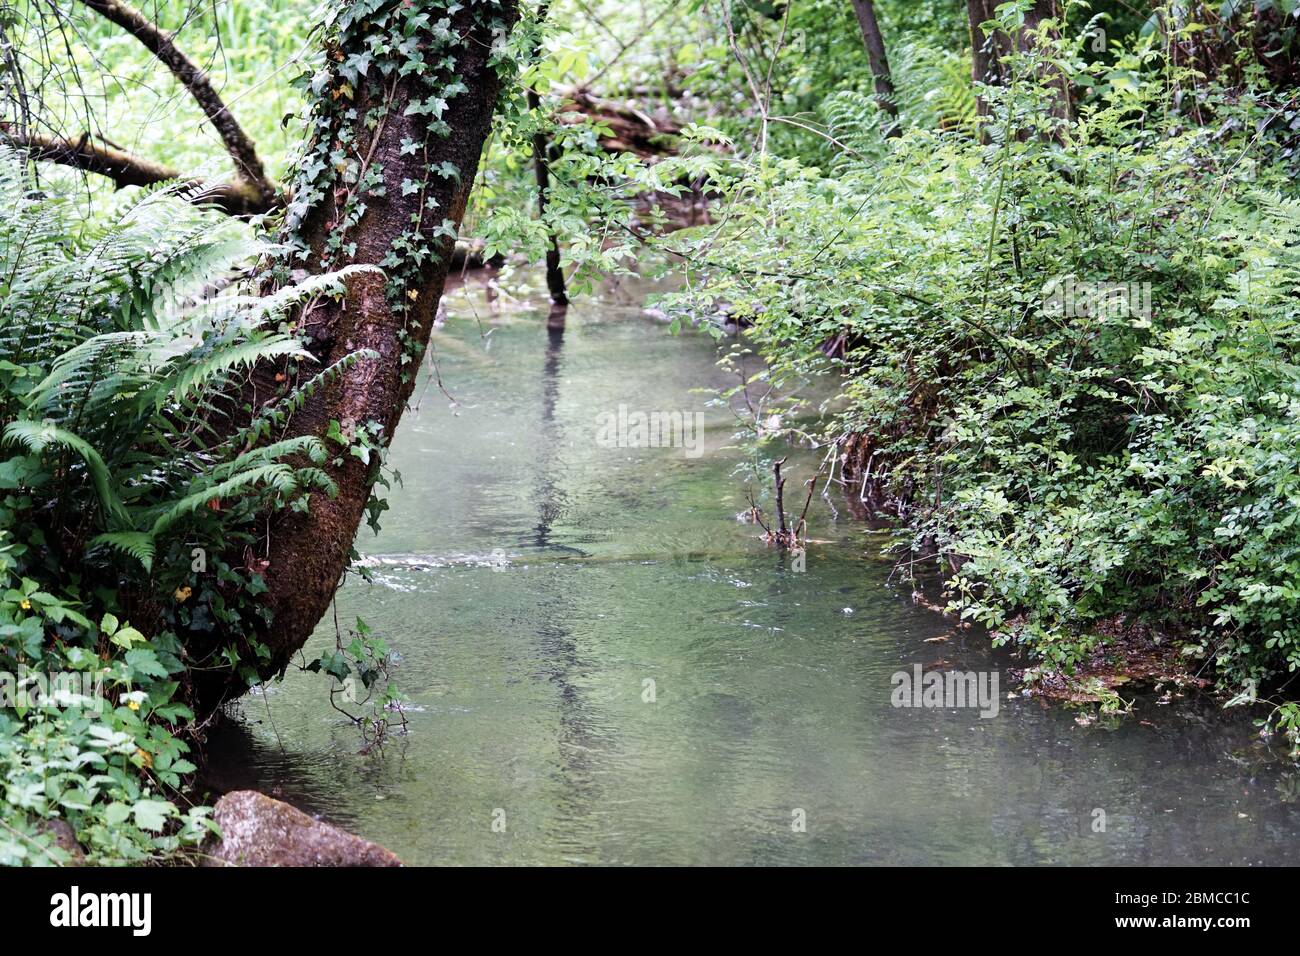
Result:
[206, 790, 402, 867]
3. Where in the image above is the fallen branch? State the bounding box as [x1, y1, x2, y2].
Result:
[556, 89, 682, 157]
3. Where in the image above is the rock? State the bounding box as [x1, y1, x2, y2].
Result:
[39, 819, 85, 865]
[206, 791, 402, 867]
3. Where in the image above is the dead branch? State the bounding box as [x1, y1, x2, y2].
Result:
[773, 457, 789, 538]
[556, 89, 682, 157]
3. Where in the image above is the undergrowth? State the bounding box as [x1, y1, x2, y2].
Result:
[654, 3, 1300, 748]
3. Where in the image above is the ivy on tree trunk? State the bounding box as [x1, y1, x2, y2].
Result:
[193, 0, 521, 709]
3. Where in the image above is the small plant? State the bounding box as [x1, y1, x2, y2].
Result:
[307, 615, 407, 754]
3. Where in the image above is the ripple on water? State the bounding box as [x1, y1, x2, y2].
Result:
[206, 278, 1300, 866]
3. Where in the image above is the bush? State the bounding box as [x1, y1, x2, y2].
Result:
[657, 20, 1300, 718]
[0, 151, 361, 862]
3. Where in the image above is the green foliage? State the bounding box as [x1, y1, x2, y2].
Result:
[7, 0, 1300, 866]
[0, 150, 364, 862]
[656, 8, 1300, 732]
[306, 615, 407, 753]
[889, 41, 978, 137]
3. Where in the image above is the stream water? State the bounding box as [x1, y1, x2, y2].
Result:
[206, 273, 1300, 866]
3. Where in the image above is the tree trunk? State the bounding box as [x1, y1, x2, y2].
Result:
[528, 1, 567, 307]
[967, 0, 1001, 111]
[966, 0, 1069, 127]
[849, 0, 899, 136]
[528, 87, 569, 306]
[194, 0, 520, 708]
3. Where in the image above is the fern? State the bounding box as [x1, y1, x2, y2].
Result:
[820, 89, 891, 169]
[0, 149, 378, 571]
[892, 41, 978, 137]
[147, 464, 302, 539]
[89, 532, 157, 572]
[2, 419, 127, 526]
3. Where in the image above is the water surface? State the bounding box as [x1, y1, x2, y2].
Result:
[206, 274, 1300, 866]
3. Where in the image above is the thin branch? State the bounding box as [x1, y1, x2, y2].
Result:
[0, 125, 274, 216]
[581, 1, 676, 89]
[719, 1, 769, 157]
[72, 0, 278, 206]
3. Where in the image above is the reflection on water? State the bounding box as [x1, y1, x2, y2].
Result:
[203, 275, 1300, 866]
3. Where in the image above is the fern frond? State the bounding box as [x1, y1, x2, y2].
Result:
[89, 531, 156, 572]
[893, 41, 978, 137]
[3, 419, 126, 525]
[253, 264, 384, 322]
[148, 463, 301, 538]
[0, 150, 383, 587]
[155, 334, 315, 409]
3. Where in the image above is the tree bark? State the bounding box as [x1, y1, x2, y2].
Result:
[967, 0, 1000, 110]
[0, 125, 274, 216]
[849, 0, 899, 136]
[193, 0, 520, 708]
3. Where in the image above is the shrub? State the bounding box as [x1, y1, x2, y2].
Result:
[656, 20, 1300, 723]
[0, 151, 362, 862]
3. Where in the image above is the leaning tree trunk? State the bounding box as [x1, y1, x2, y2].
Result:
[194, 0, 520, 708]
[849, 0, 899, 136]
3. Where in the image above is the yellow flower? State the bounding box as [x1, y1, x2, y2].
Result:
[19, 599, 31, 610]
[174, 586, 192, 603]
[135, 748, 152, 770]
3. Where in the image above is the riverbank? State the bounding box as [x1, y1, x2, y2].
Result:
[205, 276, 1300, 865]
[833, 431, 1287, 724]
